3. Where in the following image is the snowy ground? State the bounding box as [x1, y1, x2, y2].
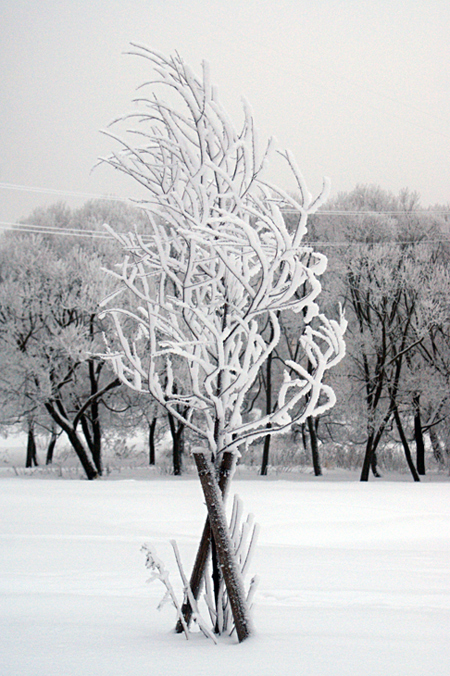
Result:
[1, 474, 449, 676]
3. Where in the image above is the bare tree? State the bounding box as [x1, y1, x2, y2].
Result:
[100, 47, 346, 641]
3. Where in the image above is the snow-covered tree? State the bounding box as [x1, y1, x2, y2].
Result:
[100, 47, 346, 641]
[317, 186, 450, 479]
[0, 229, 122, 478]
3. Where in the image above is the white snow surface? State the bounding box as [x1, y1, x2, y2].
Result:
[1, 475, 449, 676]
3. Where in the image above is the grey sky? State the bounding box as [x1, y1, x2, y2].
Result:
[1, 0, 449, 223]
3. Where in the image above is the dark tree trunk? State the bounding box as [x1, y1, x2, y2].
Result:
[40, 366, 119, 479]
[167, 410, 184, 475]
[79, 413, 102, 476]
[371, 449, 381, 478]
[165, 380, 187, 476]
[393, 405, 420, 482]
[175, 451, 235, 633]
[90, 400, 102, 475]
[26, 420, 38, 468]
[304, 357, 322, 476]
[192, 451, 251, 643]
[175, 425, 184, 474]
[360, 431, 375, 481]
[428, 427, 445, 464]
[45, 425, 58, 465]
[80, 413, 93, 449]
[413, 394, 426, 475]
[307, 416, 322, 476]
[361, 426, 384, 481]
[65, 427, 99, 480]
[45, 402, 98, 480]
[148, 417, 157, 465]
[260, 337, 274, 476]
[301, 423, 308, 451]
[73, 374, 120, 476]
[260, 424, 271, 476]
[361, 398, 398, 481]
[88, 356, 103, 475]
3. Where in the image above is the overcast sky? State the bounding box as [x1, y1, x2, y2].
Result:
[1, 0, 449, 223]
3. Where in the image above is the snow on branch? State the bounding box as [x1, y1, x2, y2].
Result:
[100, 47, 346, 456]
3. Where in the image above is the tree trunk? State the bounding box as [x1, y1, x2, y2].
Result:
[148, 417, 157, 465]
[307, 416, 322, 476]
[371, 449, 381, 478]
[192, 451, 251, 643]
[87, 356, 103, 475]
[428, 427, 445, 464]
[175, 451, 235, 633]
[45, 425, 58, 465]
[90, 400, 102, 475]
[45, 402, 98, 480]
[393, 405, 420, 482]
[167, 410, 184, 475]
[176, 425, 184, 473]
[79, 413, 102, 476]
[301, 423, 307, 451]
[260, 424, 271, 476]
[26, 420, 38, 468]
[260, 347, 273, 476]
[360, 431, 375, 481]
[360, 411, 390, 481]
[65, 427, 99, 480]
[413, 394, 426, 475]
[361, 433, 384, 480]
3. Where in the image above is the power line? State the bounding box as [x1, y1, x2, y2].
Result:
[0, 221, 111, 239]
[1, 220, 449, 247]
[0, 182, 128, 203]
[1, 181, 449, 217]
[302, 240, 450, 247]
[282, 210, 450, 215]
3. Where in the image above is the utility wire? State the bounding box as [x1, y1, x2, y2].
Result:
[0, 222, 111, 239]
[1, 220, 449, 247]
[0, 181, 128, 203]
[1, 181, 449, 216]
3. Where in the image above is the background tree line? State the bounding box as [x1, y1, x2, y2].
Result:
[1, 186, 449, 480]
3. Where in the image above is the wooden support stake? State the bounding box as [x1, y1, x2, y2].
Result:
[175, 450, 235, 633]
[192, 450, 252, 643]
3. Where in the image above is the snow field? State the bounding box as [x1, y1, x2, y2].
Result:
[1, 477, 449, 676]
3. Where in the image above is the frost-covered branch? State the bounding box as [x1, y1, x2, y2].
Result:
[100, 48, 345, 458]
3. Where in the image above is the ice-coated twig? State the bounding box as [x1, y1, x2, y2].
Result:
[228, 495, 259, 579]
[170, 540, 217, 643]
[246, 574, 260, 609]
[235, 514, 254, 565]
[229, 494, 243, 543]
[228, 575, 260, 638]
[141, 543, 189, 640]
[241, 522, 260, 579]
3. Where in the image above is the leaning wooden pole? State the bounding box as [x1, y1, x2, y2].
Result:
[192, 450, 252, 643]
[175, 450, 235, 633]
